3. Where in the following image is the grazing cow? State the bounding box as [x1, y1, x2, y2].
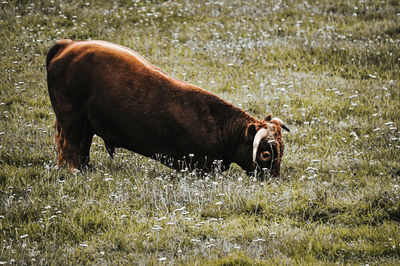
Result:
[46, 39, 290, 177]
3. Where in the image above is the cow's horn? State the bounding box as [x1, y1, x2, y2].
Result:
[271, 117, 290, 132]
[252, 128, 268, 163]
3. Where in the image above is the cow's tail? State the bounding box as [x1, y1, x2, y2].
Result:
[46, 38, 74, 69]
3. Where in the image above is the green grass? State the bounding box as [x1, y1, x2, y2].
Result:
[1, 0, 399, 264]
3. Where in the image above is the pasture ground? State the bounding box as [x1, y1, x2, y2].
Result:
[1, 0, 399, 264]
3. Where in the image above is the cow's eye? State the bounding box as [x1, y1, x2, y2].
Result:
[260, 151, 271, 161]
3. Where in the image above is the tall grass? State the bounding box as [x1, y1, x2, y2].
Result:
[1, 0, 399, 264]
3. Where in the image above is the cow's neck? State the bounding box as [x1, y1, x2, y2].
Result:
[219, 107, 258, 170]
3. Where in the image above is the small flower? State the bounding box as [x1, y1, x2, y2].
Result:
[152, 226, 163, 231]
[173, 207, 185, 213]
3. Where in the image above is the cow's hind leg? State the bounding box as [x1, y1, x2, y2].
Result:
[79, 122, 95, 168]
[54, 112, 94, 172]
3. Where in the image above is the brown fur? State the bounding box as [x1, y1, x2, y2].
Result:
[46, 39, 286, 176]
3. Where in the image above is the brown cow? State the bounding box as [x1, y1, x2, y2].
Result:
[46, 39, 289, 177]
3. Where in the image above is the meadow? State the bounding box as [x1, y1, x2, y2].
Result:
[1, 0, 399, 264]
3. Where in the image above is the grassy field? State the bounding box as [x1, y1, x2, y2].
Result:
[1, 0, 400, 264]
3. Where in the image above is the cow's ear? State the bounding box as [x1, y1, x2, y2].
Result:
[245, 123, 257, 142]
[264, 114, 272, 122]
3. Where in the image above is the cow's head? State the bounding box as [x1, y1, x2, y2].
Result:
[244, 114, 290, 178]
